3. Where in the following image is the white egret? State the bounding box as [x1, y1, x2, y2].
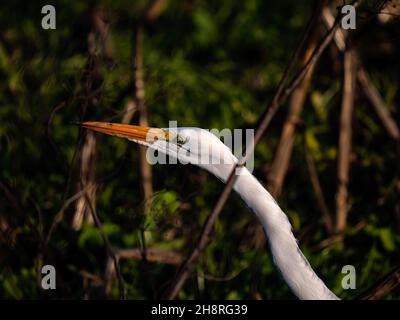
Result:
[80, 121, 339, 300]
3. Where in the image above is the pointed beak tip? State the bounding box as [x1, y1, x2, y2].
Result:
[73, 121, 160, 143]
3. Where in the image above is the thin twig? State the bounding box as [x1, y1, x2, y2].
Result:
[104, 247, 181, 295]
[362, 266, 400, 300]
[46, 184, 94, 244]
[80, 181, 126, 299]
[311, 220, 366, 253]
[267, 0, 325, 200]
[203, 267, 248, 282]
[72, 131, 96, 230]
[118, 248, 182, 264]
[357, 67, 400, 141]
[269, 0, 326, 103]
[304, 135, 334, 235]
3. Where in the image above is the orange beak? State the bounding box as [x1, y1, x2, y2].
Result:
[79, 122, 173, 143]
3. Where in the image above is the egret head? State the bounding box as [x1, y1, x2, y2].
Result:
[80, 122, 239, 180]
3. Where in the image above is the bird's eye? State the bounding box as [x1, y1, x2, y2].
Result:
[176, 134, 189, 146]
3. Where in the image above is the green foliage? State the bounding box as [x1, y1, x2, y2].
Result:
[0, 0, 399, 300]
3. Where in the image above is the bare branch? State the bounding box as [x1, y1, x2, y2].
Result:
[80, 182, 126, 299]
[122, 13, 157, 212]
[336, 48, 357, 233]
[362, 266, 400, 300]
[72, 131, 96, 230]
[46, 184, 94, 244]
[72, 6, 114, 230]
[104, 248, 181, 295]
[357, 67, 400, 141]
[267, 15, 322, 199]
[323, 6, 400, 142]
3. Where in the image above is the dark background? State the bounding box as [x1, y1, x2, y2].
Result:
[0, 0, 399, 299]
